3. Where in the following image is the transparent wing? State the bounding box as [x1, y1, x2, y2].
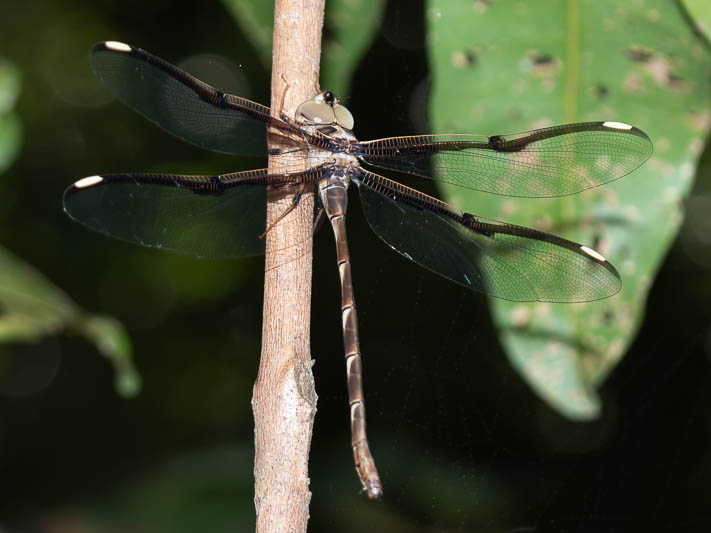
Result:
[352, 169, 621, 302]
[90, 41, 306, 156]
[355, 122, 652, 198]
[63, 168, 323, 259]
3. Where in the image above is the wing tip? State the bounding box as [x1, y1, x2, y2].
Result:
[579, 245, 607, 263]
[601, 121, 633, 131]
[73, 175, 105, 189]
[100, 41, 132, 53]
[65, 175, 105, 201]
[600, 121, 653, 155]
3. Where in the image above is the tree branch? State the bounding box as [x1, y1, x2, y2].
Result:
[252, 1, 325, 531]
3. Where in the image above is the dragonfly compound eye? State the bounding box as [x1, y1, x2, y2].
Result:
[334, 104, 354, 130]
[295, 99, 336, 125]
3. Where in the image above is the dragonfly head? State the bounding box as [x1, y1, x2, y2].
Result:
[295, 91, 354, 131]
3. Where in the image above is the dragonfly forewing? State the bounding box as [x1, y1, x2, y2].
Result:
[90, 42, 319, 156]
[355, 122, 652, 198]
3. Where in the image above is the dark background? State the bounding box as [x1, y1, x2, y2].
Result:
[1, 0, 710, 531]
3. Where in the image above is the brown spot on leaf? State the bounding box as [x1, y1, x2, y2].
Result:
[667, 73, 689, 92]
[602, 310, 615, 325]
[623, 72, 644, 92]
[524, 50, 561, 77]
[532, 52, 553, 65]
[594, 83, 609, 99]
[688, 109, 711, 132]
[645, 9, 660, 22]
[625, 45, 688, 92]
[626, 45, 654, 62]
[473, 0, 494, 14]
[451, 48, 479, 68]
[507, 107, 524, 122]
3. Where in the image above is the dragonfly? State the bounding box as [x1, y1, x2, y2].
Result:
[64, 41, 653, 499]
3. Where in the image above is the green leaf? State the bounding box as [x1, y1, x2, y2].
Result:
[0, 58, 22, 173]
[0, 247, 140, 397]
[321, 0, 386, 96]
[0, 57, 138, 396]
[428, 0, 710, 418]
[221, 0, 385, 97]
[682, 0, 711, 43]
[80, 315, 141, 397]
[0, 58, 20, 113]
[221, 0, 274, 68]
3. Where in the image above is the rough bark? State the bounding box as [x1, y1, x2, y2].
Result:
[252, 1, 325, 532]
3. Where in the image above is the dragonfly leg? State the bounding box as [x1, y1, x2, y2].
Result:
[313, 206, 325, 232]
[259, 183, 306, 239]
[276, 73, 292, 123]
[268, 145, 307, 156]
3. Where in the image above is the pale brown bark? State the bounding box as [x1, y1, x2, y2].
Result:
[252, 1, 325, 532]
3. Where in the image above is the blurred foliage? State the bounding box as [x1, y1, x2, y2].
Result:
[62, 446, 255, 532]
[220, 0, 273, 68]
[428, 0, 711, 419]
[0, 247, 140, 397]
[60, 439, 515, 532]
[0, 57, 139, 397]
[221, 0, 386, 97]
[0, 58, 22, 173]
[683, 0, 711, 42]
